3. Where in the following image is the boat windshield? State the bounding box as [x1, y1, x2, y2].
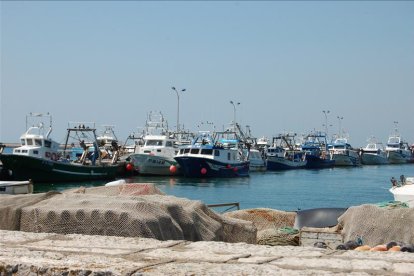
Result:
[388, 137, 400, 144]
[146, 140, 163, 146]
[21, 139, 26, 146]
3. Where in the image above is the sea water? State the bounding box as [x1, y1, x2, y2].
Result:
[33, 164, 413, 211]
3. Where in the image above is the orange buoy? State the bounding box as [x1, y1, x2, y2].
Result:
[169, 165, 177, 173]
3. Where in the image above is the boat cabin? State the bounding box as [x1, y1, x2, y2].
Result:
[13, 127, 60, 161]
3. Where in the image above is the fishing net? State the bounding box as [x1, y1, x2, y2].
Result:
[338, 204, 414, 246]
[224, 208, 298, 246]
[13, 184, 257, 243]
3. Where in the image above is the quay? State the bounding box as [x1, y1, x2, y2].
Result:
[1, 230, 414, 275]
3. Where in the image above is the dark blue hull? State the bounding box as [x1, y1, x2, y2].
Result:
[174, 156, 249, 178]
[305, 155, 335, 169]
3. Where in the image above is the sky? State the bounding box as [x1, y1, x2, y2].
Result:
[1, 1, 414, 147]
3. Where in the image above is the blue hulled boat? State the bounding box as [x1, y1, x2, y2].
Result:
[174, 131, 249, 178]
[266, 133, 307, 170]
[301, 132, 335, 169]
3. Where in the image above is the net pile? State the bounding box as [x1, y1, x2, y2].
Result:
[224, 208, 298, 246]
[7, 184, 257, 243]
[338, 204, 414, 246]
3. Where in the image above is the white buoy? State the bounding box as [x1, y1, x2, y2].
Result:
[105, 179, 126, 186]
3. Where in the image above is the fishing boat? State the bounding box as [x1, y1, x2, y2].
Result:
[328, 135, 361, 166]
[360, 137, 389, 165]
[128, 111, 181, 176]
[0, 113, 123, 182]
[174, 131, 249, 178]
[266, 133, 307, 170]
[301, 132, 335, 169]
[234, 124, 266, 172]
[0, 180, 33, 194]
[385, 128, 411, 164]
[389, 175, 414, 207]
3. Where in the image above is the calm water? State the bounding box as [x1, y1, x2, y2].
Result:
[33, 164, 414, 211]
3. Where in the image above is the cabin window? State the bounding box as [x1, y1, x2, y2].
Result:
[184, 148, 190, 154]
[179, 149, 184, 154]
[166, 141, 173, 147]
[21, 139, 26, 145]
[214, 150, 220, 156]
[15, 149, 21, 153]
[191, 148, 199, 154]
[44, 140, 51, 148]
[33, 150, 39, 154]
[201, 149, 213, 155]
[22, 150, 28, 153]
[146, 140, 163, 146]
[35, 139, 42, 146]
[27, 139, 33, 146]
[227, 152, 231, 160]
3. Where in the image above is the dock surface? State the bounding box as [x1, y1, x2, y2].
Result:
[1, 230, 414, 275]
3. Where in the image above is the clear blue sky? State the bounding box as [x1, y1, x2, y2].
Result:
[1, 1, 414, 147]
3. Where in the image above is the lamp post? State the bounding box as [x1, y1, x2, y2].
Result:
[322, 110, 330, 137]
[337, 116, 344, 137]
[230, 100, 240, 130]
[171, 87, 186, 132]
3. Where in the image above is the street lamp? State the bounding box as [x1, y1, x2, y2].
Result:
[337, 116, 344, 137]
[322, 110, 330, 137]
[230, 100, 240, 129]
[171, 87, 186, 132]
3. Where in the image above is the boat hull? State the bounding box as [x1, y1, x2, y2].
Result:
[389, 185, 414, 207]
[174, 156, 249, 178]
[266, 157, 306, 171]
[361, 153, 389, 165]
[305, 155, 335, 169]
[331, 153, 361, 166]
[129, 154, 181, 176]
[387, 151, 411, 164]
[0, 154, 119, 182]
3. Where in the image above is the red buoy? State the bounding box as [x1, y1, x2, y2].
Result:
[169, 165, 177, 174]
[200, 168, 207, 175]
[233, 167, 238, 172]
[126, 163, 134, 171]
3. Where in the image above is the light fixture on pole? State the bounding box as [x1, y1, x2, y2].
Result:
[230, 100, 240, 128]
[322, 110, 330, 137]
[337, 116, 344, 137]
[171, 87, 186, 132]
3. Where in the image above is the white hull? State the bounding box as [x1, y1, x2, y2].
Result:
[387, 151, 411, 164]
[361, 153, 389, 165]
[331, 153, 360, 166]
[249, 164, 267, 172]
[130, 154, 179, 176]
[389, 184, 414, 207]
[0, 180, 33, 194]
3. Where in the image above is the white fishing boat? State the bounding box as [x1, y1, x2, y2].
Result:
[389, 176, 414, 207]
[0, 180, 33, 194]
[385, 128, 411, 164]
[328, 135, 361, 166]
[128, 111, 181, 176]
[360, 137, 389, 165]
[247, 148, 266, 172]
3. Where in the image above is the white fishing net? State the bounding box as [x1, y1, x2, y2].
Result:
[338, 204, 414, 246]
[2, 184, 256, 244]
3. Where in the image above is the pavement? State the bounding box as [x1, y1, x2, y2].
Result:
[1, 230, 414, 275]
